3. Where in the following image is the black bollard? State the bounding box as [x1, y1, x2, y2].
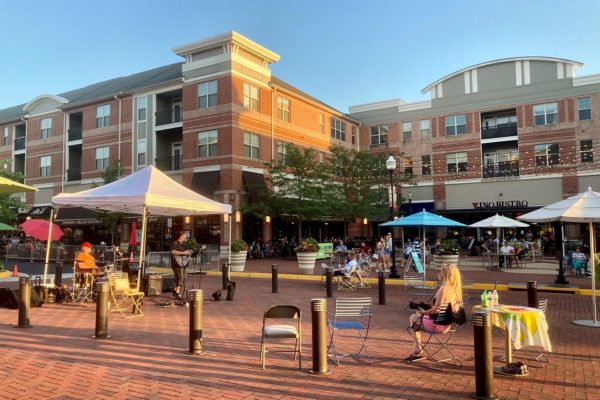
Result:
[309, 298, 331, 375]
[325, 268, 333, 298]
[378, 270, 386, 305]
[188, 289, 203, 354]
[16, 276, 31, 328]
[221, 263, 228, 290]
[272, 264, 278, 293]
[473, 310, 498, 399]
[527, 281, 538, 308]
[93, 281, 110, 339]
[226, 281, 236, 301]
[55, 261, 63, 287]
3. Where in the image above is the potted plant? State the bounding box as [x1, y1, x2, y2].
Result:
[296, 237, 319, 275]
[433, 239, 461, 269]
[0, 260, 8, 278]
[230, 239, 249, 272]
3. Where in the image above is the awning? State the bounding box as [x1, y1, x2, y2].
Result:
[243, 171, 266, 202]
[54, 207, 102, 226]
[191, 171, 220, 200]
[28, 206, 51, 218]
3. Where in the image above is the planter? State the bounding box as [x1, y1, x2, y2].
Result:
[230, 251, 248, 272]
[297, 252, 317, 275]
[433, 254, 459, 270]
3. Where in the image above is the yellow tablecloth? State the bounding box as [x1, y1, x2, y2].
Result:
[482, 305, 552, 351]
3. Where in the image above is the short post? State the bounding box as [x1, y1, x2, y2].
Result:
[54, 260, 63, 287]
[527, 281, 538, 308]
[93, 281, 110, 339]
[16, 276, 31, 328]
[188, 289, 203, 354]
[473, 310, 498, 400]
[378, 270, 386, 305]
[271, 264, 278, 293]
[325, 269, 333, 298]
[221, 263, 228, 290]
[226, 281, 236, 301]
[309, 298, 331, 375]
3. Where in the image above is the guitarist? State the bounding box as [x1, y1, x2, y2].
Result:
[170, 231, 190, 301]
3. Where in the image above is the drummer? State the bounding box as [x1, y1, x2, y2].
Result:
[75, 242, 100, 276]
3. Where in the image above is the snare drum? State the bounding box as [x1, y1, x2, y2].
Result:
[74, 272, 93, 288]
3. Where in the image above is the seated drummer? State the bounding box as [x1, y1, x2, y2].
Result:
[75, 242, 100, 276]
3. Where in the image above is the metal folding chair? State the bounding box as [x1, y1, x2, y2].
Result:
[327, 297, 373, 365]
[260, 304, 302, 370]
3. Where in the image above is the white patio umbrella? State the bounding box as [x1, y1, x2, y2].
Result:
[469, 213, 529, 252]
[518, 187, 600, 328]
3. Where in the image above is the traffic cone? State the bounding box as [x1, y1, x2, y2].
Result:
[12, 264, 18, 277]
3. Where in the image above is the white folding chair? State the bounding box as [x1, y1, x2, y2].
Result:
[327, 297, 373, 365]
[260, 304, 302, 370]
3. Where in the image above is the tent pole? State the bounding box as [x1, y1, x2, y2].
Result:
[137, 205, 148, 292]
[591, 221, 597, 325]
[42, 208, 55, 287]
[228, 213, 232, 268]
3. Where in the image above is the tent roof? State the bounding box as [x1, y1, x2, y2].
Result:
[469, 213, 529, 228]
[379, 210, 466, 227]
[518, 187, 600, 223]
[0, 176, 38, 194]
[52, 166, 231, 216]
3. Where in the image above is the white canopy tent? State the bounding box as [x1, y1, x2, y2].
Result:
[44, 166, 232, 287]
[469, 213, 529, 252]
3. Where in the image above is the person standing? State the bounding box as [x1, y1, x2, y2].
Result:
[170, 231, 190, 301]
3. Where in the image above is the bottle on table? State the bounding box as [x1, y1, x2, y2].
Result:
[481, 290, 488, 307]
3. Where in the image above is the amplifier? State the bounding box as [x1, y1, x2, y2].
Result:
[147, 275, 162, 296]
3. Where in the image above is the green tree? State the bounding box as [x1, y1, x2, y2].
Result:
[0, 159, 26, 224]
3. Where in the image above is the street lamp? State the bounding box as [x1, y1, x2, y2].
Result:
[386, 155, 399, 278]
[408, 192, 413, 215]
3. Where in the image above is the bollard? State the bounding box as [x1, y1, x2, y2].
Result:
[93, 281, 110, 339]
[473, 310, 498, 400]
[221, 263, 229, 290]
[272, 264, 278, 293]
[325, 269, 333, 298]
[16, 276, 31, 328]
[378, 270, 386, 305]
[55, 261, 63, 287]
[226, 281, 236, 301]
[188, 289, 203, 354]
[309, 298, 331, 375]
[527, 281, 538, 308]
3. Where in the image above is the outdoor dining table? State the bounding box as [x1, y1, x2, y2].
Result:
[473, 304, 552, 376]
[332, 250, 350, 267]
[483, 252, 522, 269]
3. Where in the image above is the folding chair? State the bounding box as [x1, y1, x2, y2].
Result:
[518, 299, 550, 364]
[320, 263, 333, 288]
[260, 305, 302, 370]
[108, 273, 144, 318]
[406, 303, 464, 369]
[403, 274, 433, 306]
[357, 256, 372, 288]
[327, 297, 373, 365]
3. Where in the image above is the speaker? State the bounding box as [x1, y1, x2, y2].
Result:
[0, 288, 19, 309]
[30, 288, 43, 307]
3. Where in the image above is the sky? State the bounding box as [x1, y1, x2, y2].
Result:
[1, 0, 599, 113]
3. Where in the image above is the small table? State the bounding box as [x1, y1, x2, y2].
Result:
[332, 250, 350, 267]
[483, 253, 521, 269]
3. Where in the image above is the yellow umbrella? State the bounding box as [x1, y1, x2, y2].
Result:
[0, 176, 37, 194]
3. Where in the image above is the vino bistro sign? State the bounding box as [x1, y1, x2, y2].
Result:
[473, 200, 528, 209]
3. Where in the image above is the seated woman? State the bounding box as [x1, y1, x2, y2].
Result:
[334, 253, 366, 287]
[572, 247, 587, 275]
[405, 263, 463, 362]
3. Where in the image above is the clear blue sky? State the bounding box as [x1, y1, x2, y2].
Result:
[1, 0, 599, 112]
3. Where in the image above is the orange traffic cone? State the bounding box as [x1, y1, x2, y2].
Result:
[129, 253, 134, 263]
[12, 264, 18, 277]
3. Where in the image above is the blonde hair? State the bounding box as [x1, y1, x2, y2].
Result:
[440, 263, 462, 301]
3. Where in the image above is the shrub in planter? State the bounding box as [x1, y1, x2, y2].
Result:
[231, 239, 249, 252]
[436, 239, 461, 256]
[296, 237, 319, 253]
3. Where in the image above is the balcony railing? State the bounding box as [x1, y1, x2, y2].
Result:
[68, 128, 82, 141]
[482, 161, 519, 178]
[155, 155, 182, 171]
[66, 169, 81, 181]
[14, 137, 25, 151]
[155, 108, 182, 126]
[481, 123, 518, 140]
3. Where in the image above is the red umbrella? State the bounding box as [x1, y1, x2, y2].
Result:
[129, 222, 137, 247]
[21, 219, 64, 241]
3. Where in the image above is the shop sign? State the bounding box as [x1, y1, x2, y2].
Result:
[472, 200, 528, 209]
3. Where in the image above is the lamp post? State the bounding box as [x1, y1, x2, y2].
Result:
[386, 156, 399, 278]
[408, 192, 413, 215]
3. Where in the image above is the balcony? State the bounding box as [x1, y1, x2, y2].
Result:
[482, 161, 519, 178]
[68, 128, 82, 141]
[66, 169, 81, 182]
[155, 155, 182, 172]
[14, 137, 25, 151]
[155, 108, 182, 126]
[481, 123, 518, 140]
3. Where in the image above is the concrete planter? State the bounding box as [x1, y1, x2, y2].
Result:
[297, 252, 317, 275]
[230, 251, 248, 272]
[433, 254, 459, 270]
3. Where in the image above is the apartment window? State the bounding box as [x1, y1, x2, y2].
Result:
[243, 83, 259, 111]
[136, 96, 147, 121]
[351, 126, 357, 145]
[198, 130, 218, 157]
[39, 155, 51, 177]
[447, 152, 468, 173]
[534, 143, 559, 166]
[421, 155, 431, 175]
[402, 122, 412, 142]
[198, 80, 218, 109]
[578, 97, 591, 121]
[445, 114, 467, 136]
[277, 142, 287, 164]
[137, 140, 147, 167]
[581, 139, 593, 163]
[319, 114, 325, 134]
[40, 118, 52, 139]
[370, 124, 388, 145]
[95, 146, 110, 170]
[330, 118, 346, 141]
[533, 102, 558, 126]
[403, 157, 413, 176]
[244, 132, 260, 159]
[3, 127, 8, 146]
[96, 104, 110, 128]
[277, 96, 290, 122]
[420, 119, 430, 140]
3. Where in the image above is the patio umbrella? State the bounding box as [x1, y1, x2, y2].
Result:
[0, 222, 20, 231]
[129, 222, 137, 262]
[518, 187, 600, 328]
[21, 219, 63, 241]
[469, 213, 529, 251]
[0, 176, 37, 194]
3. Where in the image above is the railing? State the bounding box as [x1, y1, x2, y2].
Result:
[481, 123, 518, 140]
[482, 161, 520, 178]
[68, 128, 82, 141]
[144, 248, 221, 275]
[155, 108, 182, 126]
[66, 168, 81, 181]
[14, 136, 25, 151]
[3, 244, 115, 263]
[155, 155, 182, 171]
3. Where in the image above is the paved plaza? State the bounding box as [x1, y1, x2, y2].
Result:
[0, 258, 599, 399]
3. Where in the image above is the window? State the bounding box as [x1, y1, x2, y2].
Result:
[244, 132, 260, 159]
[319, 113, 325, 134]
[534, 143, 559, 166]
[402, 122, 412, 142]
[578, 97, 591, 121]
[39, 156, 51, 177]
[3, 127, 8, 146]
[445, 114, 467, 136]
[40, 118, 52, 139]
[370, 124, 388, 145]
[243, 83, 259, 111]
[198, 80, 218, 109]
[95, 146, 110, 170]
[420, 119, 430, 140]
[533, 102, 558, 126]
[277, 96, 290, 122]
[277, 142, 287, 164]
[403, 157, 413, 176]
[581, 139, 593, 163]
[447, 152, 467, 173]
[331, 118, 346, 141]
[137, 140, 147, 167]
[421, 155, 431, 175]
[136, 97, 147, 121]
[198, 130, 218, 157]
[351, 126, 357, 145]
[96, 104, 110, 128]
